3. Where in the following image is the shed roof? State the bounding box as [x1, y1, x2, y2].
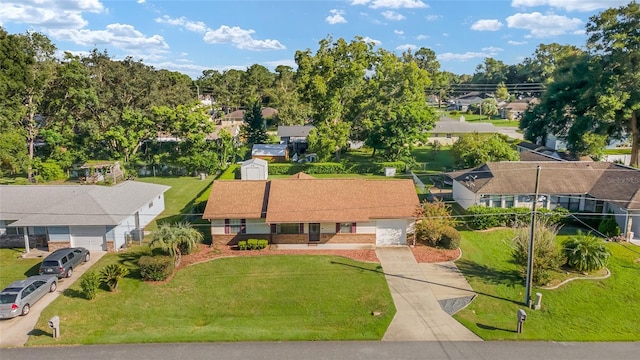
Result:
[252, 144, 288, 157]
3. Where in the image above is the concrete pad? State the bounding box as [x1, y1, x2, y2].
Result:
[419, 262, 475, 301]
[376, 247, 481, 342]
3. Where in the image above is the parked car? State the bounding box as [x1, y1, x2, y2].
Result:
[0, 275, 58, 319]
[39, 247, 90, 278]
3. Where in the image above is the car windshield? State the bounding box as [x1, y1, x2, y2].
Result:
[42, 260, 59, 266]
[0, 293, 18, 304]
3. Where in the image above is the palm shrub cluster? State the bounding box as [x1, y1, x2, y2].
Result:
[150, 222, 203, 267]
[99, 264, 129, 292]
[415, 199, 460, 248]
[512, 221, 564, 286]
[563, 231, 611, 273]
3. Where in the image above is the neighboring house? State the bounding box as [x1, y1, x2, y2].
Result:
[202, 174, 420, 247]
[450, 92, 485, 111]
[223, 107, 278, 122]
[277, 125, 315, 155]
[448, 161, 640, 240]
[72, 161, 125, 184]
[499, 99, 536, 120]
[427, 118, 498, 145]
[251, 144, 289, 162]
[516, 141, 562, 160]
[0, 181, 169, 252]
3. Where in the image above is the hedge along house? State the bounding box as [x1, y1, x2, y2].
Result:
[448, 161, 640, 240]
[202, 174, 420, 248]
[0, 181, 169, 252]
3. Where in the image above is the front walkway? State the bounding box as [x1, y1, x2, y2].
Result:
[376, 247, 481, 341]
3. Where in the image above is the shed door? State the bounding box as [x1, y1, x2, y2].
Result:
[70, 226, 106, 251]
[375, 220, 406, 246]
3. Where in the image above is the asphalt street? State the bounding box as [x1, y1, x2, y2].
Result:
[2, 341, 640, 360]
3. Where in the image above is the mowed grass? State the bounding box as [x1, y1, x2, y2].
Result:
[454, 229, 640, 340]
[27, 254, 394, 345]
[0, 249, 42, 289]
[136, 176, 214, 230]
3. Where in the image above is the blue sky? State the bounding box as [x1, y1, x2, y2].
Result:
[0, 0, 631, 78]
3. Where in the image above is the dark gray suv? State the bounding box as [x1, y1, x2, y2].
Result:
[39, 247, 90, 278]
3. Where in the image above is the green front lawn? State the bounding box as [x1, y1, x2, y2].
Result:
[27, 252, 394, 345]
[0, 249, 42, 289]
[454, 229, 640, 340]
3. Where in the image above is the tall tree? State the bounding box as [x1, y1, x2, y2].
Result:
[521, 43, 583, 84]
[451, 133, 519, 168]
[586, 1, 640, 166]
[268, 65, 309, 125]
[241, 100, 268, 146]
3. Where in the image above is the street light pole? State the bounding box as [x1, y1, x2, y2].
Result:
[525, 165, 542, 307]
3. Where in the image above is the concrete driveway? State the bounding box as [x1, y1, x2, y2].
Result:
[376, 247, 481, 341]
[0, 251, 106, 348]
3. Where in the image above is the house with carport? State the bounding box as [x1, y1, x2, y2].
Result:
[202, 173, 420, 247]
[448, 161, 640, 240]
[0, 181, 169, 252]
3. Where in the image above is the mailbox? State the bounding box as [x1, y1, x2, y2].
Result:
[48, 316, 60, 338]
[518, 309, 527, 322]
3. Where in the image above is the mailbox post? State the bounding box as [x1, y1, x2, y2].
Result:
[517, 309, 527, 334]
[48, 316, 60, 338]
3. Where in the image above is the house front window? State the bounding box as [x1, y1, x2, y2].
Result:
[224, 219, 246, 234]
[504, 196, 515, 208]
[336, 222, 356, 233]
[277, 223, 302, 234]
[491, 195, 502, 208]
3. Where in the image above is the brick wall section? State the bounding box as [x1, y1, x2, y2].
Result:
[47, 242, 71, 252]
[320, 233, 375, 244]
[214, 233, 377, 246]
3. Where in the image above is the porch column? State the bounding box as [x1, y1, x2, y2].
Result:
[23, 227, 30, 253]
[626, 214, 634, 241]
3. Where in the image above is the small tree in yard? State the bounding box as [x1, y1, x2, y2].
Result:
[150, 223, 203, 267]
[512, 221, 563, 286]
[415, 199, 457, 246]
[99, 264, 129, 292]
[80, 271, 100, 300]
[563, 231, 611, 273]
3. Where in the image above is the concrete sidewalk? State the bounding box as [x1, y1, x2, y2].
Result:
[376, 247, 481, 341]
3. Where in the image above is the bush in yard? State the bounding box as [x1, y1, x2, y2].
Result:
[257, 239, 268, 249]
[563, 231, 611, 273]
[80, 271, 100, 300]
[247, 239, 258, 250]
[598, 213, 621, 237]
[438, 226, 461, 249]
[99, 264, 129, 291]
[238, 240, 247, 250]
[138, 255, 174, 281]
[512, 221, 563, 286]
[415, 199, 457, 246]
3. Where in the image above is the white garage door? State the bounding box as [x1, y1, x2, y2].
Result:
[375, 219, 407, 246]
[70, 226, 106, 251]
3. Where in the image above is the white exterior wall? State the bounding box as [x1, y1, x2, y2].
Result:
[0, 220, 6, 235]
[113, 214, 137, 250]
[211, 219, 225, 235]
[138, 193, 165, 229]
[320, 223, 336, 233]
[452, 181, 480, 209]
[356, 221, 376, 234]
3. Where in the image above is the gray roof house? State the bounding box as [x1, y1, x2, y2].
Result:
[277, 125, 315, 155]
[427, 117, 498, 145]
[0, 181, 169, 252]
[448, 161, 640, 240]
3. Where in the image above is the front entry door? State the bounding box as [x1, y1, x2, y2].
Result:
[309, 223, 320, 242]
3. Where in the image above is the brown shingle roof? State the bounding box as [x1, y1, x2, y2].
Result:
[449, 162, 640, 210]
[202, 176, 420, 222]
[290, 172, 315, 179]
[203, 181, 268, 219]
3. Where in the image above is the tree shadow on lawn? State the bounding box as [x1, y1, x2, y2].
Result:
[455, 259, 522, 288]
[331, 260, 522, 305]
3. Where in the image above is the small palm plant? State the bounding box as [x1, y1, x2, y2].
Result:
[150, 223, 203, 267]
[563, 231, 611, 273]
[99, 264, 130, 292]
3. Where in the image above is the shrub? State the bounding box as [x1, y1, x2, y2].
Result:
[138, 255, 174, 281]
[438, 226, 461, 249]
[33, 159, 66, 182]
[512, 221, 563, 286]
[99, 264, 130, 291]
[247, 239, 258, 250]
[80, 271, 100, 300]
[598, 213, 621, 237]
[218, 165, 239, 179]
[466, 206, 567, 229]
[415, 199, 457, 246]
[257, 239, 268, 249]
[238, 240, 248, 250]
[563, 231, 611, 273]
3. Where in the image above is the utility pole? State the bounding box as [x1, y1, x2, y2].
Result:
[525, 165, 541, 307]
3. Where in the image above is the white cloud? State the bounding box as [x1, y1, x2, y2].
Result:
[362, 36, 382, 46]
[482, 46, 504, 54]
[416, 34, 429, 40]
[381, 11, 405, 21]
[511, 0, 629, 12]
[137, 0, 146, 3]
[471, 19, 503, 31]
[0, 0, 105, 29]
[155, 15, 207, 33]
[425, 14, 440, 22]
[394, 29, 404, 35]
[438, 51, 491, 61]
[203, 25, 286, 50]
[508, 40, 528, 45]
[49, 23, 169, 50]
[395, 44, 417, 52]
[351, 0, 428, 9]
[326, 9, 347, 24]
[506, 12, 583, 38]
